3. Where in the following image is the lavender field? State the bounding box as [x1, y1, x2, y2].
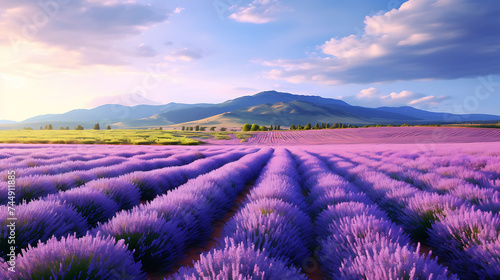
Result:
[0, 139, 499, 280]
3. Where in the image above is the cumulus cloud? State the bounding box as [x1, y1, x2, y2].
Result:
[342, 87, 451, 109]
[0, 0, 170, 67]
[229, 0, 287, 24]
[264, 0, 500, 84]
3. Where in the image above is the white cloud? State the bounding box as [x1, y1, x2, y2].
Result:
[264, 0, 500, 84]
[229, 0, 287, 24]
[173, 7, 184, 14]
[342, 87, 451, 109]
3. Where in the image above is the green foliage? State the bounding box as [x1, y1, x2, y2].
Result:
[23, 127, 33, 130]
[290, 124, 296, 130]
[220, 127, 227, 132]
[181, 126, 185, 131]
[93, 123, 100, 130]
[210, 126, 216, 131]
[259, 125, 268, 131]
[65, 126, 70, 130]
[75, 125, 84, 130]
[305, 123, 311, 130]
[326, 123, 331, 128]
[48, 124, 53, 130]
[106, 125, 111, 130]
[195, 125, 200, 131]
[250, 124, 260, 131]
[269, 124, 274, 131]
[313, 123, 320, 129]
[242, 123, 252, 132]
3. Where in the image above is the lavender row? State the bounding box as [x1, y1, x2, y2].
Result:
[293, 150, 455, 279]
[0, 154, 105, 173]
[0, 151, 206, 205]
[83, 149, 273, 276]
[340, 152, 500, 213]
[171, 149, 312, 279]
[324, 152, 500, 278]
[0, 150, 255, 259]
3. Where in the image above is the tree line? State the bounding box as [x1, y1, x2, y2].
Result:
[290, 122, 355, 130]
[38, 123, 111, 130]
[182, 126, 227, 132]
[241, 124, 281, 132]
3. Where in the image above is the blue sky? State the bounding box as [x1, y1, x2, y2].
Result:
[0, 0, 499, 121]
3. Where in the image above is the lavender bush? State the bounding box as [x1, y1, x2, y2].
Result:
[169, 238, 308, 280]
[15, 233, 146, 280]
[45, 187, 120, 226]
[94, 210, 186, 271]
[0, 200, 87, 257]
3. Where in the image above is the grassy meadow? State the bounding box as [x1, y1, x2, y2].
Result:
[0, 129, 254, 145]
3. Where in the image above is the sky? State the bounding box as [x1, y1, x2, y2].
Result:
[0, 0, 499, 121]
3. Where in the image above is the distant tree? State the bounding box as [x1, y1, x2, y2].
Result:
[59, 127, 64, 130]
[40, 126, 43, 130]
[65, 126, 70, 130]
[23, 127, 33, 130]
[305, 123, 311, 130]
[75, 125, 84, 130]
[259, 125, 268, 131]
[210, 126, 216, 131]
[321, 123, 326, 129]
[44, 124, 48, 130]
[250, 124, 260, 131]
[48, 124, 53, 130]
[220, 127, 227, 131]
[181, 126, 185, 131]
[290, 124, 296, 130]
[242, 124, 252, 132]
[298, 125, 303, 130]
[93, 123, 100, 130]
[200, 127, 206, 131]
[313, 123, 320, 129]
[106, 125, 111, 130]
[276, 125, 280, 130]
[195, 125, 200, 131]
[326, 123, 331, 129]
[269, 124, 274, 131]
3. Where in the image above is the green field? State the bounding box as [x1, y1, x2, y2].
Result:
[0, 129, 254, 145]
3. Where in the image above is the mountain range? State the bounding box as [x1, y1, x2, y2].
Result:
[1, 91, 499, 129]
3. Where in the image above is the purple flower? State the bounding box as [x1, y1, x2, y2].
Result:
[15, 233, 146, 280]
[315, 202, 388, 239]
[168, 238, 308, 280]
[427, 206, 500, 277]
[85, 178, 141, 210]
[339, 243, 457, 279]
[401, 193, 466, 240]
[0, 200, 88, 258]
[94, 209, 187, 271]
[121, 171, 163, 201]
[45, 186, 120, 226]
[221, 199, 313, 265]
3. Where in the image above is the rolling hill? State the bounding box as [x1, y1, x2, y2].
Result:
[1, 90, 499, 130]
